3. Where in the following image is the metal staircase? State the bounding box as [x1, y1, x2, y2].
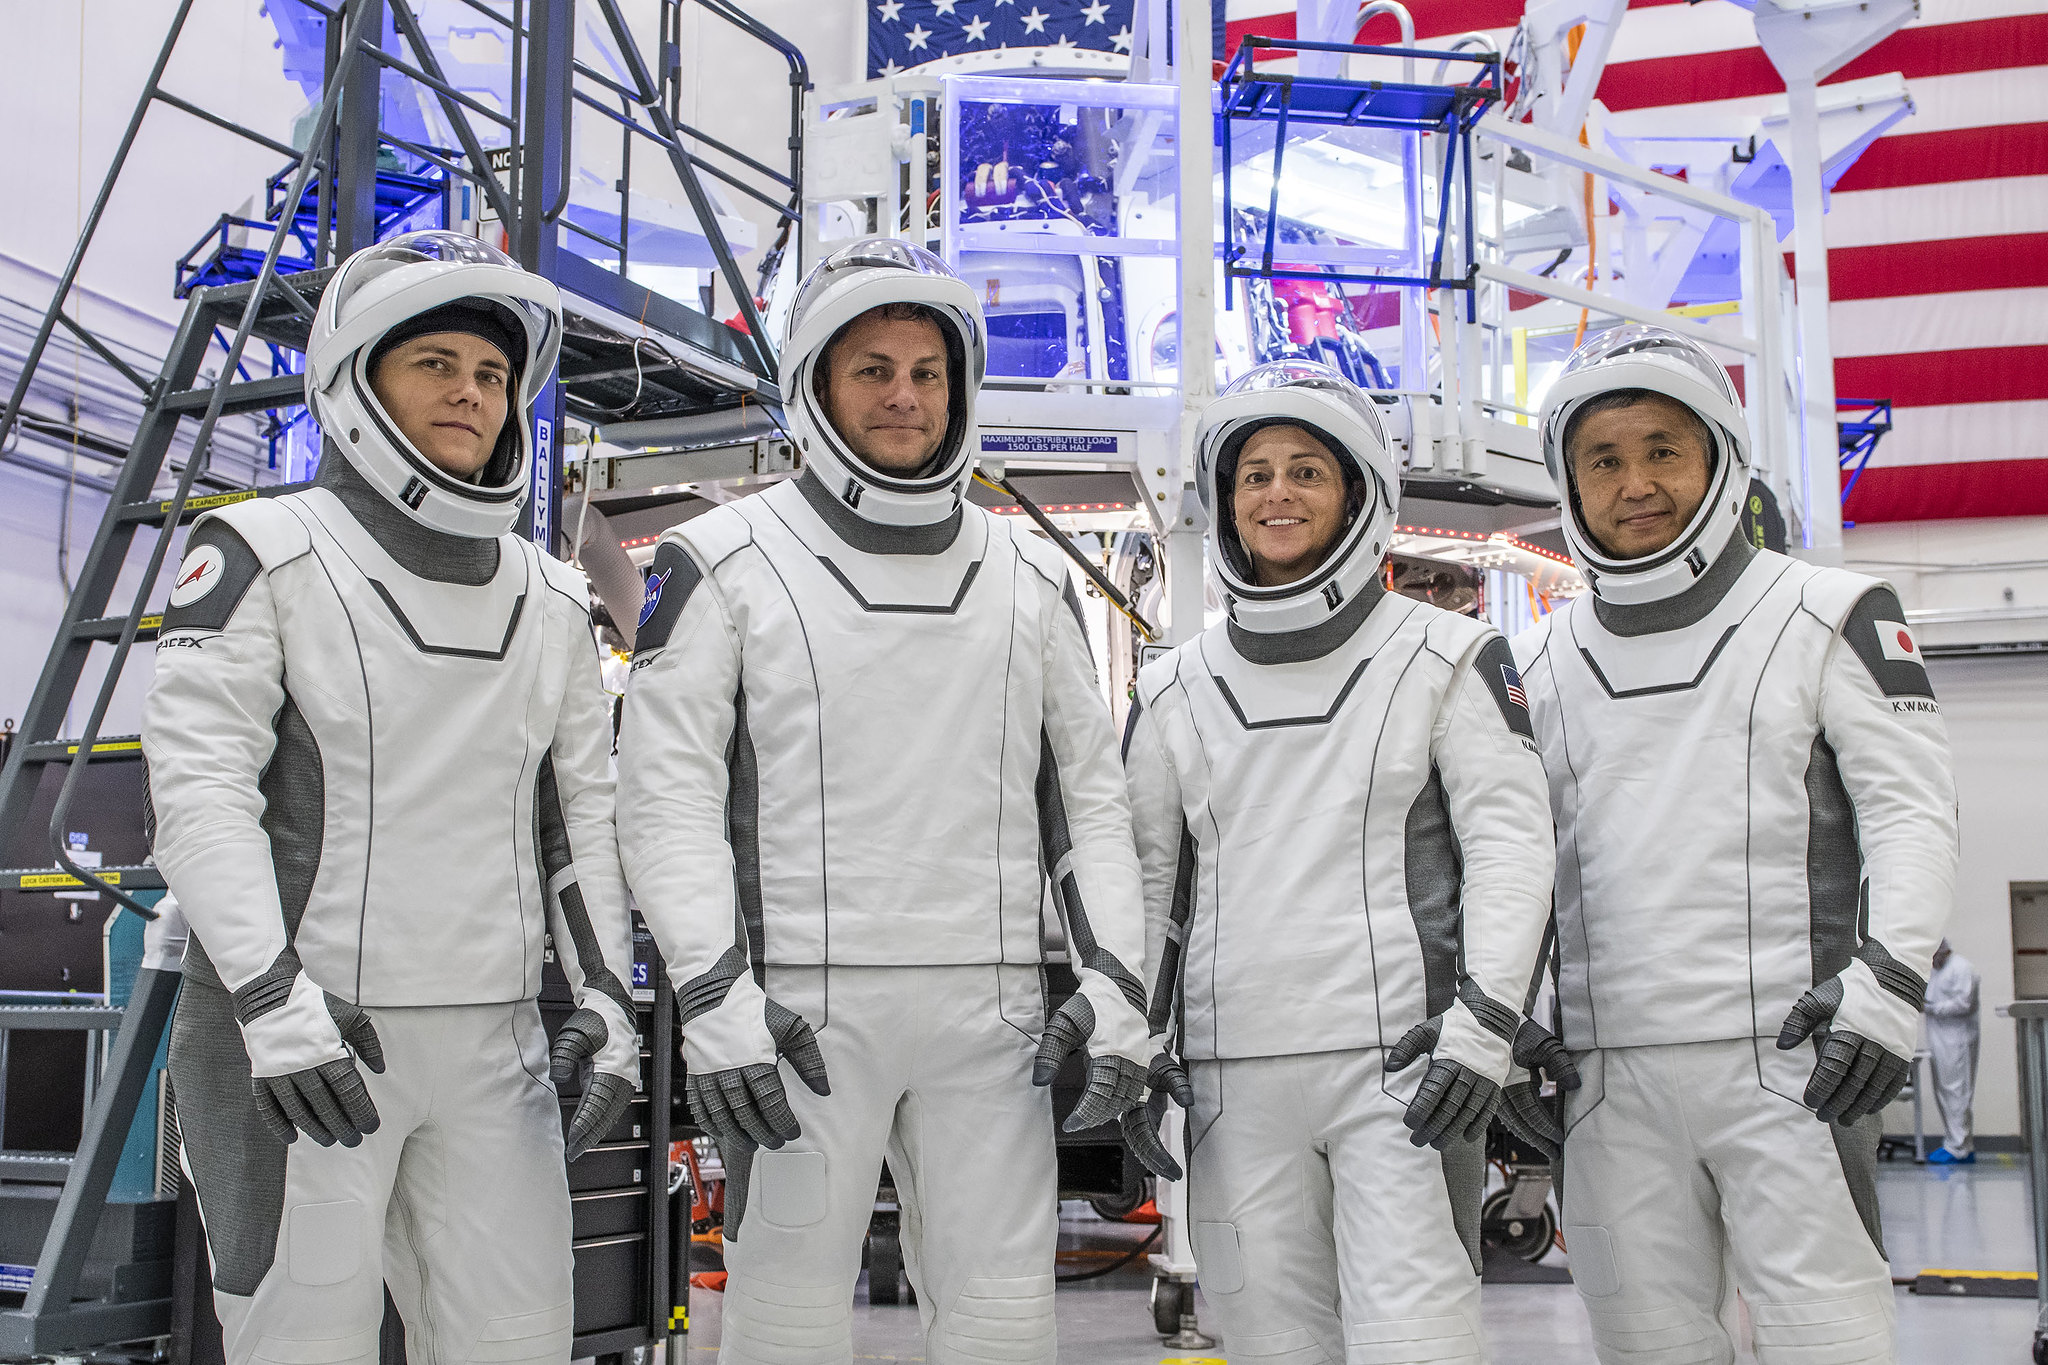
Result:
[0, 0, 800, 1355]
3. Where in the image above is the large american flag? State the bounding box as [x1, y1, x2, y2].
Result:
[869, 0, 1142, 75]
[1221, 0, 2046, 525]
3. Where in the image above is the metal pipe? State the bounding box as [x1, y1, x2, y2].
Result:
[0, 0, 199, 454]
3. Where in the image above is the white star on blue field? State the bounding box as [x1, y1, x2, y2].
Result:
[868, 0, 1138, 76]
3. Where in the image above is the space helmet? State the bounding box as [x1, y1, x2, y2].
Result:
[1539, 324, 1751, 605]
[306, 230, 562, 538]
[781, 238, 987, 528]
[1194, 360, 1399, 635]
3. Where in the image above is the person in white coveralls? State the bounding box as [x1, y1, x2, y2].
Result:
[1922, 939, 1981, 1164]
[142, 231, 640, 1365]
[1513, 325, 1958, 1364]
[616, 238, 1176, 1365]
[1122, 360, 1564, 1365]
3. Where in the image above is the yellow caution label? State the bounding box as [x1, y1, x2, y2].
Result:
[140, 615, 162, 631]
[667, 1308, 688, 1330]
[1922, 1268, 2036, 1280]
[159, 489, 258, 515]
[65, 739, 142, 754]
[20, 871, 122, 889]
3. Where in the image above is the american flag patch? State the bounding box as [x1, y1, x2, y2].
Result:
[1501, 664, 1528, 711]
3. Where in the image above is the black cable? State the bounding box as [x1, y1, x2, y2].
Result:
[1054, 1224, 1160, 1283]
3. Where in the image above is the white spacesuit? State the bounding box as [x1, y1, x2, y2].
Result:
[1923, 942, 1980, 1161]
[1122, 362, 1556, 1365]
[1513, 326, 1958, 1363]
[142, 232, 639, 1365]
[616, 239, 1163, 1365]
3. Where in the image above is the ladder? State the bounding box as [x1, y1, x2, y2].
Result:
[0, 0, 799, 1353]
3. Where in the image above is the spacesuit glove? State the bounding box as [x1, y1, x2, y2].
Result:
[1116, 1048, 1193, 1182]
[1497, 1018, 1581, 1160]
[1776, 958, 1919, 1124]
[1033, 997, 1178, 1175]
[237, 971, 385, 1149]
[684, 999, 830, 1153]
[1384, 988, 1517, 1151]
[551, 1009, 639, 1161]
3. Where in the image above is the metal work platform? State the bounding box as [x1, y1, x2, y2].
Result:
[0, 0, 797, 1356]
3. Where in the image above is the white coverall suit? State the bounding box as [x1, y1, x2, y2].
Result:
[1923, 950, 1980, 1158]
[1516, 324, 1957, 1365]
[141, 233, 639, 1365]
[1123, 358, 1555, 1365]
[1126, 590, 1554, 1364]
[1514, 544, 1957, 1363]
[618, 470, 1151, 1363]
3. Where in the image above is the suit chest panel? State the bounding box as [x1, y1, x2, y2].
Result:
[1171, 625, 1443, 846]
[278, 505, 561, 764]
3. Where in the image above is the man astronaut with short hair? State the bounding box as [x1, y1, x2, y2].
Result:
[1121, 360, 1560, 1364]
[1513, 326, 1957, 1363]
[143, 231, 639, 1365]
[617, 239, 1174, 1365]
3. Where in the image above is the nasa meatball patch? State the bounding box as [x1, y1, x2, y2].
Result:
[631, 540, 702, 654]
[1843, 587, 1935, 701]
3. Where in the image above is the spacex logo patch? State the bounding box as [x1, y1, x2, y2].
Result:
[168, 545, 225, 607]
[1874, 619, 1922, 665]
[639, 567, 670, 627]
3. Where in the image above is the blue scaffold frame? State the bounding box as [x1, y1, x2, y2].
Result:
[1837, 396, 1893, 509]
[1218, 36, 1502, 324]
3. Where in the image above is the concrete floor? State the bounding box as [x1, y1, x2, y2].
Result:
[668, 1158, 2039, 1362]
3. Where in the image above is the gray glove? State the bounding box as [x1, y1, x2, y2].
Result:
[1032, 997, 1183, 1180]
[551, 1008, 638, 1161]
[1384, 988, 1519, 1151]
[1776, 976, 1912, 1124]
[684, 999, 830, 1151]
[1497, 1018, 1581, 1160]
[684, 1001, 829, 1238]
[1119, 1050, 1193, 1182]
[251, 996, 385, 1149]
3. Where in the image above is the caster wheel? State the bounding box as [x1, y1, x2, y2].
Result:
[1151, 1276, 1191, 1336]
[1090, 1189, 1144, 1221]
[1481, 1189, 1558, 1263]
[2032, 1331, 2047, 1365]
[868, 1235, 900, 1304]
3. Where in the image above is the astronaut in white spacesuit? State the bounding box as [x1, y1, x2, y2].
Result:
[1513, 326, 1958, 1363]
[1923, 939, 1981, 1163]
[142, 231, 639, 1365]
[1121, 361, 1560, 1365]
[616, 239, 1172, 1365]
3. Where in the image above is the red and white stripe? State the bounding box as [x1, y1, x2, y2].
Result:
[1223, 0, 2048, 523]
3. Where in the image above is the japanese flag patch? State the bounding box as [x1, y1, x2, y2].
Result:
[1874, 619, 1921, 664]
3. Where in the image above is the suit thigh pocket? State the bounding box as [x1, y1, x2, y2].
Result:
[1192, 1221, 1246, 1295]
[287, 1199, 365, 1287]
[756, 1149, 829, 1229]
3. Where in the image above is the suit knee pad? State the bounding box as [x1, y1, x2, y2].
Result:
[1343, 1314, 1484, 1365]
[1585, 1305, 1730, 1365]
[239, 1325, 381, 1365]
[1748, 1292, 1894, 1364]
[466, 1302, 575, 1364]
[721, 1276, 852, 1364]
[1220, 1327, 1334, 1364]
[936, 1274, 1055, 1364]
